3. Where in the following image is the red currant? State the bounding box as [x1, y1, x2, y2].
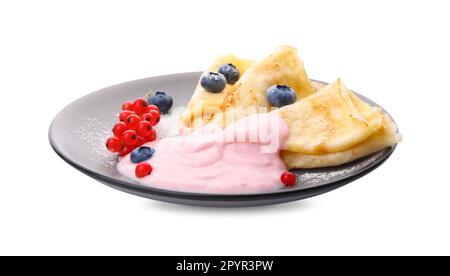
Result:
[119, 110, 133, 122]
[136, 121, 153, 137]
[149, 110, 160, 124]
[132, 98, 148, 114]
[121, 130, 138, 146]
[106, 136, 123, 153]
[112, 122, 128, 138]
[135, 162, 153, 178]
[122, 101, 134, 111]
[145, 129, 157, 142]
[280, 172, 297, 187]
[145, 104, 159, 113]
[141, 113, 158, 126]
[120, 146, 133, 157]
[135, 135, 146, 147]
[125, 114, 141, 130]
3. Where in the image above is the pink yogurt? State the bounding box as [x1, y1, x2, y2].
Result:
[117, 113, 289, 194]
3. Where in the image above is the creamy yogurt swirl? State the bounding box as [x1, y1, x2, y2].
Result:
[117, 113, 289, 194]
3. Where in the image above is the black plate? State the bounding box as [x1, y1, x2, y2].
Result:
[49, 72, 397, 207]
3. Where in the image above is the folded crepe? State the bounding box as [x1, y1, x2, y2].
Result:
[279, 79, 400, 168]
[223, 45, 315, 109]
[212, 45, 316, 128]
[181, 55, 254, 129]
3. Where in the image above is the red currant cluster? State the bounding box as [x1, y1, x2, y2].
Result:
[106, 98, 160, 156]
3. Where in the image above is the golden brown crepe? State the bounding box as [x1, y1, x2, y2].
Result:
[279, 79, 377, 154]
[181, 55, 254, 129]
[212, 45, 316, 128]
[279, 79, 400, 168]
[223, 45, 315, 109]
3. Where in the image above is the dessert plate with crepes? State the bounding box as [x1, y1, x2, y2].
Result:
[49, 45, 400, 206]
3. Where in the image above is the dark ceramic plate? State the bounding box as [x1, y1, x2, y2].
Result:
[49, 72, 397, 207]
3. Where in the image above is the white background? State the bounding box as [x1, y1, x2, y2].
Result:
[1, 0, 449, 256]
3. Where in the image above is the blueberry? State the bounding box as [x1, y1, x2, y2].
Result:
[130, 146, 155, 164]
[218, 63, 240, 85]
[267, 85, 297, 107]
[147, 91, 173, 114]
[200, 72, 227, 93]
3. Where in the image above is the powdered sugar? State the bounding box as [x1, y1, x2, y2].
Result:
[296, 150, 386, 188]
[71, 108, 185, 168]
[155, 111, 184, 139]
[73, 116, 118, 168]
